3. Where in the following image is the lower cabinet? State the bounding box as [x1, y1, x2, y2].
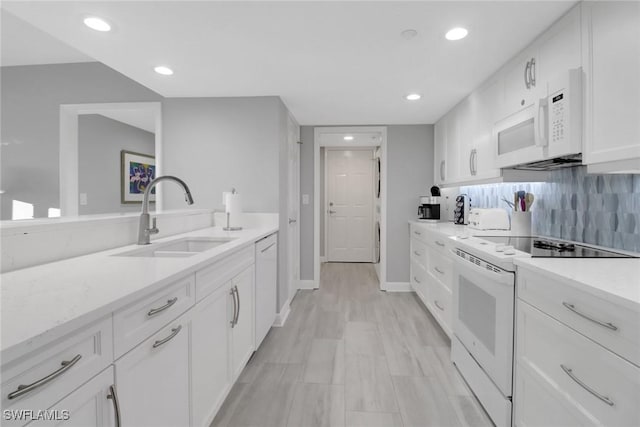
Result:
[115, 314, 191, 427]
[230, 266, 255, 380]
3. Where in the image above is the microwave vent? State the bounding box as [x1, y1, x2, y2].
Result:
[509, 154, 582, 171]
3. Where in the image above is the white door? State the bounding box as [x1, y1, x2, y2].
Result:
[326, 149, 374, 262]
[287, 115, 300, 295]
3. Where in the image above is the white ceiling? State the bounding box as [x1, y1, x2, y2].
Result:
[1, 1, 577, 125]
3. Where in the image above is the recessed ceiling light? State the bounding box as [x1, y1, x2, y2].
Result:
[401, 29, 418, 40]
[83, 17, 111, 32]
[445, 27, 468, 41]
[344, 135, 354, 141]
[154, 66, 174, 76]
[406, 93, 421, 101]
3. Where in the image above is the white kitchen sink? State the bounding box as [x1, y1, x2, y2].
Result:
[115, 237, 236, 258]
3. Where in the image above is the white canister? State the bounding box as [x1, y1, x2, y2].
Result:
[511, 211, 532, 236]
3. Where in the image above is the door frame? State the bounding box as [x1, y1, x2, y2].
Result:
[313, 126, 387, 290]
[324, 147, 376, 263]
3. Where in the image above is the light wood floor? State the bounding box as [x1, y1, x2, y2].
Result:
[212, 263, 493, 427]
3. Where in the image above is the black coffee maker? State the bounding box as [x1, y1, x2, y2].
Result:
[418, 186, 441, 221]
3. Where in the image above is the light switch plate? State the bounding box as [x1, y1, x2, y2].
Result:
[79, 193, 88, 205]
[302, 194, 310, 205]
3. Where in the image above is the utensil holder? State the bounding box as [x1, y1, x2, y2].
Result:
[511, 211, 532, 236]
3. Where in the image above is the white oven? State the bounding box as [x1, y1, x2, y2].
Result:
[452, 247, 515, 427]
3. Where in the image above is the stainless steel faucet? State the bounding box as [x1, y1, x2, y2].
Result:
[138, 176, 194, 245]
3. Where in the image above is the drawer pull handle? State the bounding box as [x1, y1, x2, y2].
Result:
[560, 364, 614, 407]
[153, 325, 182, 348]
[261, 242, 276, 253]
[413, 276, 421, 284]
[107, 385, 122, 427]
[435, 241, 445, 247]
[434, 300, 445, 311]
[562, 302, 618, 331]
[414, 251, 421, 256]
[234, 285, 240, 326]
[147, 297, 178, 317]
[414, 231, 422, 236]
[434, 267, 445, 275]
[7, 354, 82, 400]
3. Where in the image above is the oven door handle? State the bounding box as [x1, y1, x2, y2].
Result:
[453, 254, 514, 286]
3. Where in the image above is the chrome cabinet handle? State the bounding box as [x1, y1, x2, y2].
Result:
[230, 288, 237, 327]
[471, 149, 477, 175]
[434, 267, 445, 275]
[524, 60, 531, 89]
[414, 251, 421, 256]
[288, 218, 297, 224]
[152, 325, 182, 348]
[107, 385, 121, 427]
[434, 300, 445, 311]
[7, 354, 82, 400]
[435, 241, 445, 247]
[234, 285, 240, 325]
[440, 160, 445, 181]
[328, 210, 336, 214]
[147, 297, 178, 317]
[261, 242, 276, 253]
[529, 58, 536, 86]
[413, 276, 421, 284]
[562, 302, 618, 331]
[560, 364, 614, 406]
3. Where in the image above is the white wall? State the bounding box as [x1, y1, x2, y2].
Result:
[78, 114, 155, 215]
[0, 62, 162, 220]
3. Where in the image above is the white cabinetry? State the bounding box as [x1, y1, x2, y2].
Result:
[230, 266, 255, 379]
[255, 233, 278, 348]
[582, 1, 640, 173]
[115, 314, 191, 427]
[515, 266, 640, 426]
[433, 119, 447, 185]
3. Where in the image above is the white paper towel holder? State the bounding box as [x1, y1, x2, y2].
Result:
[223, 188, 243, 231]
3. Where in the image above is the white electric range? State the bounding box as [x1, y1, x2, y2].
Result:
[449, 234, 635, 427]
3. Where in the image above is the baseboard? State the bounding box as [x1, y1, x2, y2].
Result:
[298, 279, 319, 290]
[273, 297, 292, 327]
[320, 256, 327, 263]
[383, 281, 413, 292]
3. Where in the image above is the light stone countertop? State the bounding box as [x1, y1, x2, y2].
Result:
[409, 220, 640, 310]
[0, 225, 277, 363]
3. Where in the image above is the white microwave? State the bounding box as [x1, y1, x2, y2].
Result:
[494, 68, 582, 169]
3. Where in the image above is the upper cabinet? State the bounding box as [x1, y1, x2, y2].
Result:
[582, 1, 640, 173]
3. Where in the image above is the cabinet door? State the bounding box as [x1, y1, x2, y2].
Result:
[472, 78, 502, 180]
[456, 98, 474, 181]
[231, 266, 255, 379]
[29, 368, 116, 427]
[583, 1, 640, 167]
[502, 48, 538, 116]
[191, 284, 232, 427]
[537, 5, 581, 87]
[445, 109, 460, 183]
[433, 119, 446, 185]
[255, 235, 278, 348]
[115, 314, 190, 427]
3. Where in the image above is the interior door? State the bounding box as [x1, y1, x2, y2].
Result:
[287, 114, 300, 295]
[326, 149, 374, 262]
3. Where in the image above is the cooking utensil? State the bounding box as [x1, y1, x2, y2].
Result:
[514, 192, 519, 211]
[518, 190, 526, 212]
[525, 193, 535, 211]
[501, 197, 515, 209]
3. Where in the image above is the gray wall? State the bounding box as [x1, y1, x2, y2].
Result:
[0, 62, 162, 220]
[78, 114, 155, 215]
[299, 124, 434, 283]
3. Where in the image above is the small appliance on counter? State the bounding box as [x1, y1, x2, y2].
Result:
[453, 194, 470, 225]
[468, 208, 510, 230]
[417, 186, 441, 221]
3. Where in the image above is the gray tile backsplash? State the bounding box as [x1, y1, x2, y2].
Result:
[460, 167, 640, 252]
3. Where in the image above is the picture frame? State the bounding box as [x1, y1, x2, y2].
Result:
[121, 150, 156, 204]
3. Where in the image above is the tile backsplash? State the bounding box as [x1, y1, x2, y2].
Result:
[461, 167, 640, 252]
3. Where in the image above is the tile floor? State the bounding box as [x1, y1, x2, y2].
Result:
[211, 263, 492, 427]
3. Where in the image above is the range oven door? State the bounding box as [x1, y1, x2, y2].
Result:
[452, 249, 515, 396]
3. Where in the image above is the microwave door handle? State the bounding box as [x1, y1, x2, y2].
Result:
[535, 98, 549, 147]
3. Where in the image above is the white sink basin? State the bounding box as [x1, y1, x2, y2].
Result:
[115, 237, 236, 258]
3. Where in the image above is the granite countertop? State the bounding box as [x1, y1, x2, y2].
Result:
[0, 225, 277, 362]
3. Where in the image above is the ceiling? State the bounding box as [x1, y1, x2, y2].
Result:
[1, 1, 576, 125]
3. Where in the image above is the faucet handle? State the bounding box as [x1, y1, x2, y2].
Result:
[149, 217, 159, 235]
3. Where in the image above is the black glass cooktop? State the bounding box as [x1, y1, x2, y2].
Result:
[476, 236, 635, 258]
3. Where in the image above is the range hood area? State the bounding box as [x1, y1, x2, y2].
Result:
[509, 153, 583, 171]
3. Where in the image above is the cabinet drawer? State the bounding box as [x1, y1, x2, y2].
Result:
[410, 259, 429, 298]
[517, 300, 640, 426]
[410, 238, 428, 269]
[517, 267, 640, 367]
[196, 245, 254, 301]
[410, 224, 428, 244]
[1, 316, 113, 426]
[427, 277, 452, 337]
[113, 275, 195, 358]
[427, 247, 453, 291]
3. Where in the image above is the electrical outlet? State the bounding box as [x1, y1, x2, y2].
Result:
[302, 194, 310, 205]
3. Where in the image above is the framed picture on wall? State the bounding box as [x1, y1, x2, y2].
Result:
[121, 150, 156, 204]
